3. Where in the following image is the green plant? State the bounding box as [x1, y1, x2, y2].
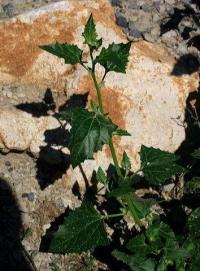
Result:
[40, 14, 200, 271]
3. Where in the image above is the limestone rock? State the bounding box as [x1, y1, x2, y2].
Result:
[0, 106, 60, 154]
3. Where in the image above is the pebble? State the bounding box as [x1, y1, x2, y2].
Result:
[128, 22, 142, 39]
[2, 3, 15, 17]
[111, 0, 121, 6]
[116, 11, 128, 28]
[22, 192, 35, 202]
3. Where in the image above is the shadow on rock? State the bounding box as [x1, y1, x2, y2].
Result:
[16, 89, 89, 190]
[171, 53, 200, 76]
[0, 178, 33, 271]
[16, 88, 56, 117]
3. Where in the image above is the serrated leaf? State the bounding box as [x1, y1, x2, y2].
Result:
[96, 167, 107, 185]
[69, 108, 118, 168]
[140, 145, 184, 185]
[112, 250, 155, 271]
[113, 129, 131, 136]
[95, 42, 132, 73]
[82, 14, 102, 50]
[39, 42, 83, 64]
[192, 149, 200, 159]
[121, 151, 131, 173]
[48, 202, 108, 253]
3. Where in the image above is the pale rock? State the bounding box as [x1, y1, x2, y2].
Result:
[0, 106, 60, 153]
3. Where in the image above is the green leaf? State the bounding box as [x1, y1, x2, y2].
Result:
[188, 208, 200, 239]
[185, 177, 200, 194]
[39, 42, 83, 64]
[126, 234, 152, 255]
[130, 195, 154, 219]
[48, 202, 108, 253]
[192, 149, 200, 159]
[95, 42, 132, 73]
[96, 167, 107, 185]
[113, 128, 131, 136]
[69, 108, 117, 168]
[112, 250, 155, 271]
[140, 145, 184, 185]
[110, 180, 135, 197]
[121, 151, 131, 173]
[50, 263, 61, 271]
[82, 14, 102, 50]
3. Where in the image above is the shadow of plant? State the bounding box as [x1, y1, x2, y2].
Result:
[0, 178, 33, 271]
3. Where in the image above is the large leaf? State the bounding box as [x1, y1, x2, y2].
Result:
[69, 108, 117, 168]
[48, 202, 108, 253]
[112, 250, 155, 271]
[95, 42, 132, 73]
[82, 14, 102, 50]
[140, 145, 184, 185]
[39, 42, 83, 64]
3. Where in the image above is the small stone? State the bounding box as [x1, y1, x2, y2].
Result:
[22, 192, 35, 202]
[116, 12, 128, 28]
[129, 22, 142, 39]
[5, 161, 11, 167]
[3, 3, 15, 18]
[161, 30, 179, 47]
[111, 0, 121, 6]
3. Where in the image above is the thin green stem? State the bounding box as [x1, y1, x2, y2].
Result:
[109, 138, 122, 178]
[102, 212, 124, 220]
[89, 58, 142, 227]
[91, 71, 104, 114]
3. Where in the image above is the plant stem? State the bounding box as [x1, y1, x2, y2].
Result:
[102, 213, 124, 220]
[91, 71, 104, 114]
[109, 138, 122, 178]
[90, 63, 141, 227]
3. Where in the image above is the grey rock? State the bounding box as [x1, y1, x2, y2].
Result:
[2, 3, 15, 17]
[116, 11, 128, 27]
[111, 0, 121, 6]
[129, 22, 142, 38]
[22, 192, 35, 202]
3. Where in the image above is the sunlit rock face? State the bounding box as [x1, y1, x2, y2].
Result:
[0, 0, 199, 170]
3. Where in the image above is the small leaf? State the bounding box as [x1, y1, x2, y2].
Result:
[113, 129, 131, 136]
[95, 42, 132, 73]
[126, 234, 152, 255]
[69, 108, 118, 168]
[50, 263, 61, 271]
[131, 195, 154, 219]
[188, 208, 200, 239]
[185, 177, 200, 194]
[110, 180, 135, 197]
[82, 14, 102, 50]
[121, 151, 131, 173]
[48, 202, 108, 253]
[192, 149, 200, 159]
[140, 145, 184, 185]
[96, 167, 107, 185]
[112, 250, 155, 271]
[39, 42, 83, 64]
